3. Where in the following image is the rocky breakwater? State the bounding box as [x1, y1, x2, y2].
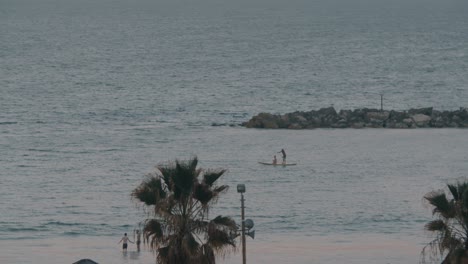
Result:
[242, 107, 468, 129]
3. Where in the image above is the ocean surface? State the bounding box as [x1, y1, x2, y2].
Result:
[1, 0, 468, 263]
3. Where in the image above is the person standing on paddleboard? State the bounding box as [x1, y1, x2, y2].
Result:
[278, 149, 286, 164]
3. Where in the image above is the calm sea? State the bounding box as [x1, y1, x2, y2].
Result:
[1, 0, 468, 263]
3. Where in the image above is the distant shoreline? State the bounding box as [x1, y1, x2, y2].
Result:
[242, 107, 468, 129]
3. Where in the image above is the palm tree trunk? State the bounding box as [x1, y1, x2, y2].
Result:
[441, 254, 450, 264]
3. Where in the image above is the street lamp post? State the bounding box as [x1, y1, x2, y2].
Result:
[236, 184, 255, 264]
[237, 184, 247, 264]
[241, 192, 246, 264]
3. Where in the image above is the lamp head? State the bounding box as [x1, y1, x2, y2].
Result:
[237, 184, 246, 193]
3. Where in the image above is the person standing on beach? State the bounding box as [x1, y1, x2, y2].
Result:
[135, 229, 142, 252]
[118, 233, 134, 252]
[278, 149, 286, 164]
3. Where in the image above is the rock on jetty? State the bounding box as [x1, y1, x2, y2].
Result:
[242, 107, 468, 129]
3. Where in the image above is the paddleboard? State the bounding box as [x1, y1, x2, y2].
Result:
[258, 162, 297, 166]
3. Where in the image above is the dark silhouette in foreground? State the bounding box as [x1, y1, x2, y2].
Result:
[422, 182, 468, 264]
[73, 259, 98, 264]
[132, 157, 237, 264]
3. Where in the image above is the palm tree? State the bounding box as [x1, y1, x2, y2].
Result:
[132, 157, 237, 264]
[422, 182, 468, 264]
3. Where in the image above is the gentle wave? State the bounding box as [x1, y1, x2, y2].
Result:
[44, 221, 86, 227]
[1, 227, 47, 232]
[27, 148, 56, 153]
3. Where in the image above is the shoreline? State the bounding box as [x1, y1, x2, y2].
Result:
[0, 233, 425, 264]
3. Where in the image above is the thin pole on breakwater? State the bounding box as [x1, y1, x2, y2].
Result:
[380, 94, 383, 112]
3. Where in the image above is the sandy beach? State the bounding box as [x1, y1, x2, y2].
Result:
[0, 233, 426, 264]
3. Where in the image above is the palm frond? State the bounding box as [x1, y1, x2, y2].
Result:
[193, 182, 214, 205]
[425, 191, 454, 218]
[198, 185, 230, 208]
[457, 182, 468, 201]
[172, 158, 198, 199]
[143, 219, 164, 235]
[190, 220, 209, 235]
[188, 156, 199, 172]
[213, 185, 229, 195]
[425, 220, 447, 232]
[448, 184, 460, 201]
[207, 228, 236, 250]
[143, 219, 164, 249]
[132, 176, 166, 206]
[211, 215, 237, 230]
[461, 188, 468, 211]
[203, 169, 226, 186]
[157, 163, 176, 192]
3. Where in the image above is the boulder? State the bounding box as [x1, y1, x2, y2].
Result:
[244, 113, 279, 128]
[408, 107, 433, 116]
[366, 111, 390, 121]
[351, 122, 365, 128]
[403, 118, 414, 125]
[338, 109, 353, 119]
[331, 119, 349, 128]
[431, 116, 446, 128]
[284, 112, 310, 123]
[388, 110, 409, 121]
[411, 114, 431, 127]
[288, 123, 303, 129]
[317, 107, 337, 117]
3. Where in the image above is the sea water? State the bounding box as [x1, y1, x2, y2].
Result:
[1, 0, 468, 263]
